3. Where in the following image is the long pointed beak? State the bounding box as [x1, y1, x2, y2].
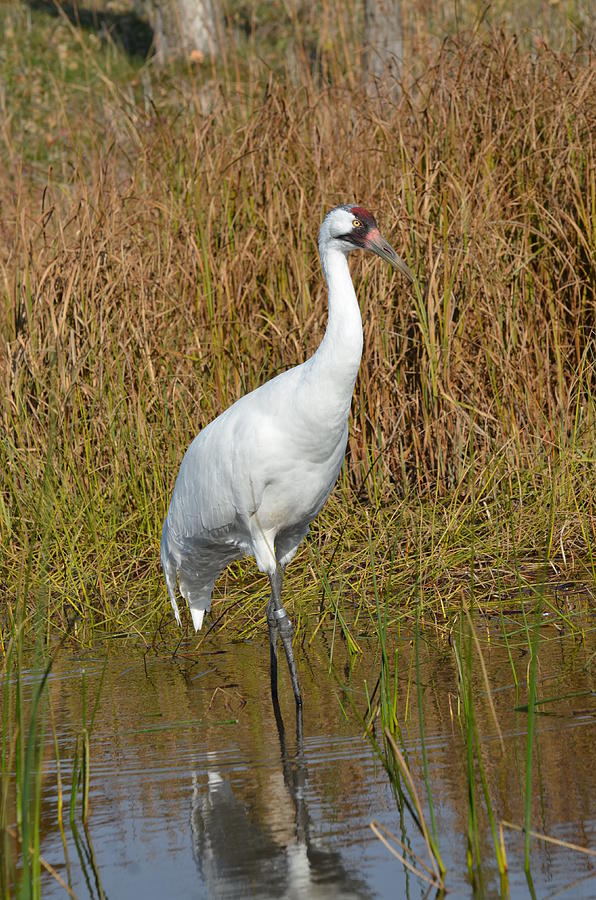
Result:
[366, 228, 414, 283]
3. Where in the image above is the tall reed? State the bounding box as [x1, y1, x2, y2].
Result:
[0, 7, 594, 635]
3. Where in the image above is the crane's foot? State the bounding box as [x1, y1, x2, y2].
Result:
[277, 608, 303, 710]
[267, 602, 303, 710]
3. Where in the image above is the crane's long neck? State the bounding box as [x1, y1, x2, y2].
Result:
[309, 244, 363, 396]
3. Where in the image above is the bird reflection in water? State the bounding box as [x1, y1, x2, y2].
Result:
[190, 698, 371, 898]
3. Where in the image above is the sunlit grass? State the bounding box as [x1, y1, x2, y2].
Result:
[1, 2, 594, 638]
[0, 4, 594, 895]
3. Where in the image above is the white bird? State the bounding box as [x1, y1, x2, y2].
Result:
[161, 204, 413, 708]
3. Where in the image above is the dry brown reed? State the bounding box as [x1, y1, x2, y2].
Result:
[0, 15, 594, 632]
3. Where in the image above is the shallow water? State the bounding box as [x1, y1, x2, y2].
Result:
[7, 606, 596, 898]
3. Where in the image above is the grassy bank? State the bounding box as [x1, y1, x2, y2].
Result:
[0, 3, 594, 642]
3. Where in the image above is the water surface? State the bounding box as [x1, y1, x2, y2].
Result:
[9, 606, 596, 898]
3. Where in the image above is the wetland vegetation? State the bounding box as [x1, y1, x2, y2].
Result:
[1, 0, 595, 895]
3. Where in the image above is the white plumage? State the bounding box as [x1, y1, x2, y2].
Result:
[161, 204, 412, 704]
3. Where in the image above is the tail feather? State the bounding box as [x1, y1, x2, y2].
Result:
[179, 571, 214, 631]
[161, 519, 184, 626]
[163, 511, 250, 631]
[190, 607, 205, 630]
[162, 517, 216, 630]
[162, 549, 181, 625]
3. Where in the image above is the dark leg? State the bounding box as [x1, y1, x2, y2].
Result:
[266, 574, 281, 708]
[266, 565, 303, 712]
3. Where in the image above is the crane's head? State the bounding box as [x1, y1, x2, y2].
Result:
[319, 205, 414, 282]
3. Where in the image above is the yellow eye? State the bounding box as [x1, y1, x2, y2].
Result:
[352, 218, 362, 228]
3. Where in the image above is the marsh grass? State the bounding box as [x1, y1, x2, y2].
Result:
[0, 617, 105, 898]
[1, 542, 51, 892]
[356, 432, 591, 889]
[1, 3, 595, 639]
[0, 392, 105, 896]
[0, 14, 593, 897]
[359, 557, 595, 893]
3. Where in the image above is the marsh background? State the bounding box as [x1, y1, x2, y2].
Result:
[0, 0, 595, 896]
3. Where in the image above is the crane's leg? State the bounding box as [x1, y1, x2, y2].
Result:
[266, 565, 303, 711]
[267, 572, 282, 707]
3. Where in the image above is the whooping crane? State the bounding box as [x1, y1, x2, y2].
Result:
[161, 204, 413, 709]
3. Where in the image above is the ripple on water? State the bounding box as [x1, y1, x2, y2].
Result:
[7, 626, 596, 899]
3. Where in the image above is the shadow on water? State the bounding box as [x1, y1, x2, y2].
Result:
[24, 0, 154, 58]
[4, 606, 596, 899]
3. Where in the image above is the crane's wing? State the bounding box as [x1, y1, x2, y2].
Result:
[161, 383, 294, 629]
